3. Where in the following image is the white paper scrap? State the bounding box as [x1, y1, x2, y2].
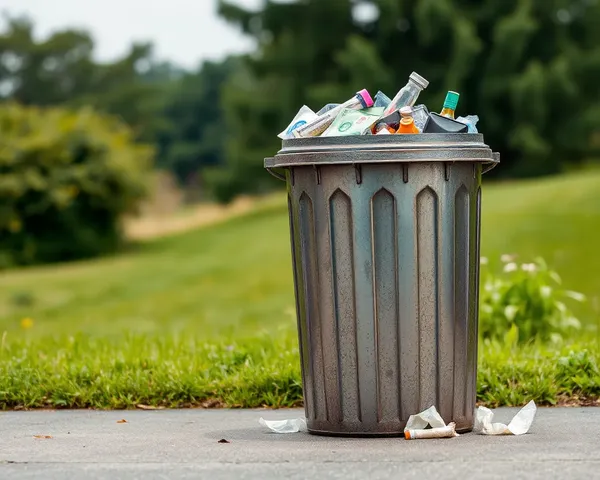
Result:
[474, 400, 537, 435]
[405, 405, 447, 430]
[259, 417, 307, 434]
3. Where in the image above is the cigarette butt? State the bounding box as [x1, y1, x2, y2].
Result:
[404, 423, 457, 440]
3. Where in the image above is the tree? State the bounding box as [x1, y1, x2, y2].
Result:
[155, 58, 238, 191]
[209, 0, 600, 201]
[0, 103, 152, 267]
[0, 16, 167, 142]
[0, 16, 235, 192]
[0, 16, 96, 105]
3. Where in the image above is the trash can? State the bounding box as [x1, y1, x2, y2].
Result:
[265, 134, 499, 436]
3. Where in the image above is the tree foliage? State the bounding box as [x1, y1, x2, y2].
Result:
[155, 59, 238, 188]
[208, 0, 600, 200]
[0, 103, 152, 267]
[0, 16, 166, 141]
[0, 16, 236, 196]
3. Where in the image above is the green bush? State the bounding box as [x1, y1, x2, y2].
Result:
[0, 103, 152, 267]
[479, 256, 585, 344]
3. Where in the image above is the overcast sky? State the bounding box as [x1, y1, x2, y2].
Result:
[0, 0, 262, 68]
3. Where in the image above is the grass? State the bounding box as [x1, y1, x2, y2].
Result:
[0, 204, 294, 338]
[0, 170, 599, 409]
[0, 332, 597, 409]
[481, 171, 600, 323]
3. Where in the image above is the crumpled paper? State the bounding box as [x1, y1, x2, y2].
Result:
[404, 406, 458, 439]
[474, 400, 537, 435]
[278, 106, 318, 139]
[259, 417, 307, 434]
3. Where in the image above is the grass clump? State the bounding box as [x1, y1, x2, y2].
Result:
[0, 331, 302, 410]
[0, 330, 597, 410]
[478, 341, 600, 407]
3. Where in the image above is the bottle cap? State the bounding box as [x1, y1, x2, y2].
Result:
[356, 89, 374, 108]
[399, 106, 413, 118]
[409, 72, 429, 90]
[443, 91, 460, 110]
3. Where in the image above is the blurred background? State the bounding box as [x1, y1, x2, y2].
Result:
[0, 0, 599, 407]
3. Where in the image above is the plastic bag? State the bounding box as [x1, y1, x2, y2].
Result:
[456, 115, 479, 133]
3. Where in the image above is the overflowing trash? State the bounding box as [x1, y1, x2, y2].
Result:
[293, 89, 374, 138]
[322, 107, 384, 137]
[278, 105, 318, 140]
[278, 72, 482, 138]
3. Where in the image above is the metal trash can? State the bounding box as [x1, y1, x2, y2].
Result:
[265, 134, 499, 436]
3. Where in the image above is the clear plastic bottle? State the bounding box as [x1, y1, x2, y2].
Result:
[383, 72, 429, 117]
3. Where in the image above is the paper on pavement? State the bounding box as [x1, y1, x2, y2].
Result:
[405, 405, 447, 431]
[259, 417, 307, 434]
[474, 400, 537, 435]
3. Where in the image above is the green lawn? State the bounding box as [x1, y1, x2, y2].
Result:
[0, 170, 599, 409]
[481, 171, 600, 325]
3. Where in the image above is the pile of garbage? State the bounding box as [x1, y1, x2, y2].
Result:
[278, 72, 479, 140]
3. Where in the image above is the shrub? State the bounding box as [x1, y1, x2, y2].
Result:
[0, 103, 152, 267]
[479, 256, 585, 344]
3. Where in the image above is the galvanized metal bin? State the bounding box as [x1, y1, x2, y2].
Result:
[265, 134, 499, 436]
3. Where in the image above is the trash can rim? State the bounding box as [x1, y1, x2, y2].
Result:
[265, 133, 498, 169]
[280, 132, 485, 153]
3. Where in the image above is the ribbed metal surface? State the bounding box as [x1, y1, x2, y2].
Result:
[274, 135, 494, 436]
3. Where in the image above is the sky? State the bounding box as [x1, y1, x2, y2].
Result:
[0, 0, 262, 68]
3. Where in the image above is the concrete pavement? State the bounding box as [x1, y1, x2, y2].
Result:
[1, 407, 599, 479]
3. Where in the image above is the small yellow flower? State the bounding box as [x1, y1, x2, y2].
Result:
[9, 219, 22, 233]
[66, 186, 79, 198]
[20, 317, 34, 329]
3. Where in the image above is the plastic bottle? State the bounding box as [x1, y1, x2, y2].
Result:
[316, 103, 340, 116]
[412, 104, 430, 132]
[383, 72, 429, 117]
[293, 89, 374, 138]
[396, 106, 420, 134]
[440, 91, 460, 119]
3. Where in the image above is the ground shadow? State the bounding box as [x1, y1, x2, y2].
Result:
[203, 427, 403, 443]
